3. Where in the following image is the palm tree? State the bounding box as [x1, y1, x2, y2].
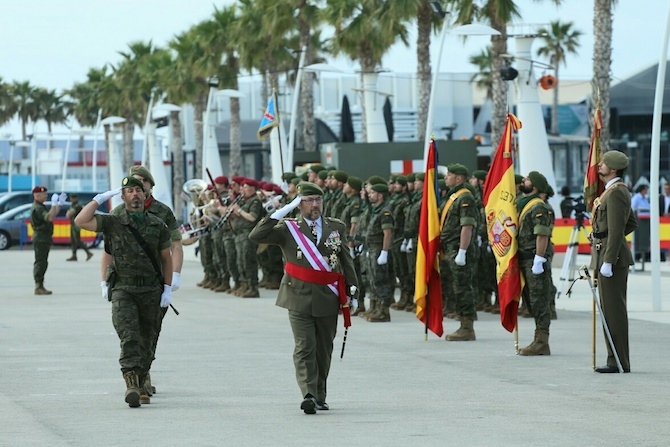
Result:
[0, 77, 18, 128]
[448, 0, 563, 149]
[469, 46, 494, 99]
[416, 0, 439, 142]
[34, 88, 71, 147]
[11, 81, 40, 141]
[593, 0, 616, 152]
[536, 20, 583, 135]
[321, 0, 415, 143]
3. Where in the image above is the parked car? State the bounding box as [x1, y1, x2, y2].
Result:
[0, 191, 108, 215]
[0, 201, 104, 250]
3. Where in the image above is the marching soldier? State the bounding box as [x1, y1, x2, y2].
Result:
[31, 186, 63, 295]
[65, 193, 94, 262]
[440, 164, 479, 341]
[517, 171, 555, 356]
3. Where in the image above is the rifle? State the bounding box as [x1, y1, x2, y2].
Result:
[205, 168, 225, 206]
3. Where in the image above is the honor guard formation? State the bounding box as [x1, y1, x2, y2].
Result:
[33, 154, 633, 410]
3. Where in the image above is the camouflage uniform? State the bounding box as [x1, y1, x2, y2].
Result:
[389, 189, 411, 309]
[67, 199, 92, 260]
[30, 200, 54, 291]
[517, 194, 554, 334]
[472, 186, 496, 311]
[364, 199, 394, 321]
[96, 210, 171, 376]
[351, 199, 370, 314]
[403, 189, 422, 312]
[440, 184, 479, 320]
[232, 193, 263, 296]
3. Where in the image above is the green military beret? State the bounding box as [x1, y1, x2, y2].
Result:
[447, 163, 469, 177]
[472, 170, 487, 181]
[282, 172, 297, 181]
[69, 193, 79, 198]
[333, 170, 348, 183]
[436, 172, 445, 180]
[389, 174, 397, 183]
[318, 170, 329, 180]
[514, 174, 524, 184]
[528, 171, 549, 194]
[395, 175, 407, 186]
[129, 165, 155, 187]
[297, 181, 324, 196]
[121, 175, 145, 191]
[300, 172, 309, 181]
[309, 164, 326, 173]
[406, 173, 416, 183]
[602, 150, 629, 170]
[415, 173, 425, 181]
[546, 185, 555, 198]
[370, 183, 389, 193]
[347, 176, 363, 191]
[327, 169, 337, 177]
[367, 175, 386, 185]
[438, 179, 448, 191]
[290, 177, 302, 186]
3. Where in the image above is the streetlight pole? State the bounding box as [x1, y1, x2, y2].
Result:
[422, 9, 500, 162]
[202, 77, 223, 178]
[92, 108, 102, 191]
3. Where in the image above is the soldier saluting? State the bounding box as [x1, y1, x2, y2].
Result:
[76, 176, 173, 408]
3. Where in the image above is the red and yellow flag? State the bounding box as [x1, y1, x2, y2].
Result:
[415, 139, 444, 338]
[483, 113, 524, 332]
[583, 104, 605, 211]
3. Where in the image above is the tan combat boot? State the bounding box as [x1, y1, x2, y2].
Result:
[390, 291, 408, 310]
[139, 373, 151, 405]
[214, 277, 230, 293]
[360, 299, 377, 318]
[234, 282, 249, 296]
[206, 277, 221, 290]
[518, 329, 551, 356]
[34, 283, 52, 295]
[352, 298, 366, 316]
[123, 371, 141, 407]
[242, 285, 260, 298]
[367, 302, 391, 322]
[196, 274, 209, 287]
[445, 316, 476, 341]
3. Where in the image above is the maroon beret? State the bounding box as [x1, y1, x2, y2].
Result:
[242, 178, 258, 188]
[272, 185, 283, 195]
[32, 186, 47, 193]
[262, 182, 275, 192]
[231, 176, 245, 185]
[214, 175, 228, 186]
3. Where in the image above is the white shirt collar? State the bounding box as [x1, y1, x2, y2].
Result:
[605, 177, 622, 189]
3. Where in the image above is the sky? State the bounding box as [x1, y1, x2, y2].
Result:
[1, 0, 667, 138]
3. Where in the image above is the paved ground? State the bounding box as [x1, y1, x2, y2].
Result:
[1, 245, 669, 446]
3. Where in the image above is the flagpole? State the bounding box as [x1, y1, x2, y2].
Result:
[274, 90, 286, 175]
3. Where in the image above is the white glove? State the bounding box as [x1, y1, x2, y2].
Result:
[349, 285, 358, 297]
[356, 245, 364, 255]
[51, 193, 59, 204]
[171, 272, 181, 292]
[160, 284, 172, 308]
[101, 281, 109, 300]
[454, 249, 467, 266]
[476, 235, 482, 247]
[377, 250, 388, 265]
[349, 247, 355, 258]
[270, 195, 301, 220]
[532, 255, 547, 275]
[93, 187, 122, 206]
[58, 192, 67, 206]
[406, 238, 413, 253]
[400, 238, 408, 252]
[600, 262, 613, 278]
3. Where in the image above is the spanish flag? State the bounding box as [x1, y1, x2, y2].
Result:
[483, 114, 524, 332]
[583, 103, 604, 212]
[415, 139, 444, 338]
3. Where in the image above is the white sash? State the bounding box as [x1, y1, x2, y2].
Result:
[286, 220, 339, 297]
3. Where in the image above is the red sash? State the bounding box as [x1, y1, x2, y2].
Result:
[285, 261, 351, 328]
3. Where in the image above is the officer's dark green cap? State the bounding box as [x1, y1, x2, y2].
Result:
[309, 164, 326, 173]
[129, 165, 155, 187]
[395, 175, 407, 186]
[528, 171, 549, 194]
[415, 173, 425, 181]
[297, 182, 324, 196]
[438, 179, 448, 191]
[347, 176, 363, 191]
[406, 173, 416, 183]
[602, 150, 629, 170]
[282, 172, 297, 181]
[290, 177, 302, 186]
[472, 170, 487, 181]
[367, 175, 386, 185]
[514, 174, 524, 184]
[333, 170, 348, 183]
[447, 163, 469, 177]
[121, 175, 145, 191]
[370, 183, 388, 193]
[546, 185, 555, 198]
[318, 170, 329, 180]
